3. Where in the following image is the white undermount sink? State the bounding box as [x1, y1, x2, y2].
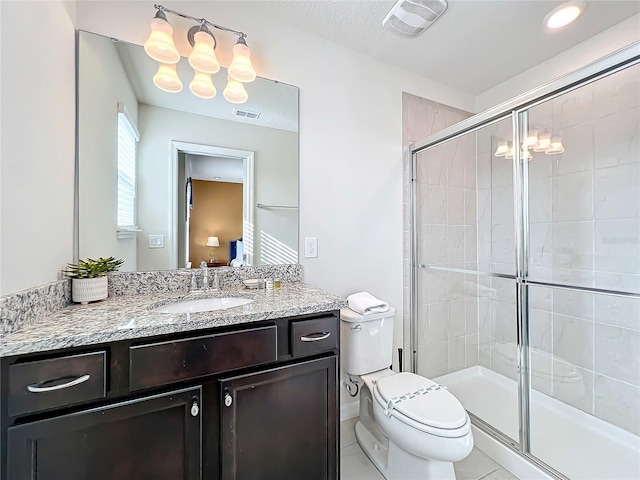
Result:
[152, 297, 254, 314]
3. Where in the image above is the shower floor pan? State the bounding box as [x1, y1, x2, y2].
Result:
[435, 366, 640, 480]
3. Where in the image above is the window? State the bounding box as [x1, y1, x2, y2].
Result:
[117, 103, 140, 237]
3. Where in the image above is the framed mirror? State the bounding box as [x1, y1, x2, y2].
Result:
[76, 30, 299, 272]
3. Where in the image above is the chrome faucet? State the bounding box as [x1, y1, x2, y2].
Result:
[212, 271, 221, 291]
[200, 261, 210, 293]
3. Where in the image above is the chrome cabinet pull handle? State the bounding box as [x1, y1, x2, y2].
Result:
[300, 332, 331, 342]
[27, 374, 91, 393]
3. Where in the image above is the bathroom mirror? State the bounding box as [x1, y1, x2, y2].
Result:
[76, 30, 299, 272]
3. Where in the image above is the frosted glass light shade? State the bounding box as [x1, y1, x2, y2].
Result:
[494, 142, 509, 157]
[206, 236, 220, 247]
[188, 31, 220, 74]
[545, 137, 565, 155]
[533, 133, 552, 152]
[144, 16, 180, 64]
[153, 63, 183, 93]
[545, 1, 586, 29]
[525, 129, 539, 147]
[223, 76, 248, 104]
[189, 71, 217, 99]
[228, 41, 256, 83]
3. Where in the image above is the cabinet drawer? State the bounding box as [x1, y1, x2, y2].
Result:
[8, 351, 106, 417]
[129, 325, 277, 391]
[291, 316, 338, 358]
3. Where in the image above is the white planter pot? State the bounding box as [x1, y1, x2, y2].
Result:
[72, 276, 108, 304]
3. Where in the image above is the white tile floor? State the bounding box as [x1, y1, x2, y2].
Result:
[340, 417, 519, 480]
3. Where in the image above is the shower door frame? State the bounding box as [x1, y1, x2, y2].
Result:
[410, 42, 640, 480]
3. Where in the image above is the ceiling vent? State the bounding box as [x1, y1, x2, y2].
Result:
[383, 0, 448, 37]
[233, 108, 261, 119]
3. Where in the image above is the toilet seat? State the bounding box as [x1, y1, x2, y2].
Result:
[371, 372, 470, 438]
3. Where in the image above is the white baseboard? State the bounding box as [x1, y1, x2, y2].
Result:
[340, 400, 359, 421]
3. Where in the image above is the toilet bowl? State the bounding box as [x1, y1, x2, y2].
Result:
[341, 306, 473, 479]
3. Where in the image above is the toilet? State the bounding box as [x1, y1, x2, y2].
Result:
[341, 307, 473, 480]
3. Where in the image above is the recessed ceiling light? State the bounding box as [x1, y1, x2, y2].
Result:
[544, 1, 586, 30]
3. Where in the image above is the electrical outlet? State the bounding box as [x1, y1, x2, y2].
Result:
[305, 237, 318, 258]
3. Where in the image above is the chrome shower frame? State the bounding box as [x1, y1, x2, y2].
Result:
[409, 42, 640, 479]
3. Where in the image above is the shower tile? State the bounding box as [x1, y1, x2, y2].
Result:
[529, 309, 552, 354]
[464, 189, 477, 226]
[479, 299, 491, 336]
[449, 145, 466, 189]
[594, 163, 640, 221]
[429, 302, 448, 343]
[448, 299, 466, 338]
[491, 156, 513, 187]
[593, 64, 640, 119]
[552, 358, 594, 414]
[447, 226, 465, 263]
[594, 374, 640, 436]
[553, 288, 594, 321]
[491, 277, 516, 304]
[595, 323, 640, 386]
[491, 301, 516, 344]
[490, 341, 517, 380]
[448, 336, 466, 372]
[529, 178, 552, 223]
[552, 221, 595, 272]
[427, 269, 448, 304]
[595, 294, 640, 331]
[417, 304, 430, 347]
[477, 189, 492, 225]
[593, 271, 640, 295]
[419, 146, 449, 186]
[464, 151, 477, 190]
[464, 226, 477, 263]
[418, 340, 448, 378]
[594, 107, 640, 169]
[552, 171, 594, 222]
[479, 335, 491, 368]
[552, 121, 594, 176]
[594, 219, 640, 274]
[477, 151, 492, 190]
[423, 184, 448, 224]
[529, 222, 553, 271]
[491, 224, 515, 267]
[490, 184, 514, 225]
[553, 314, 594, 370]
[448, 187, 465, 225]
[465, 335, 479, 368]
[531, 351, 553, 396]
[465, 297, 479, 335]
[425, 224, 447, 265]
[552, 83, 594, 130]
[528, 154, 553, 180]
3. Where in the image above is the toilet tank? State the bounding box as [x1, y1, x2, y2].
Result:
[340, 307, 396, 376]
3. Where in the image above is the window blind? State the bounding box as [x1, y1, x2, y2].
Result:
[117, 104, 139, 231]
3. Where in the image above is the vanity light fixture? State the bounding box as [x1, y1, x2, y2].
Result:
[144, 4, 256, 103]
[544, 1, 587, 30]
[494, 141, 510, 157]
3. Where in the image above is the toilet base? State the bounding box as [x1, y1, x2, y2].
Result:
[355, 420, 456, 480]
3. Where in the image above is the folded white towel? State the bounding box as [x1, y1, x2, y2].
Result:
[347, 292, 389, 315]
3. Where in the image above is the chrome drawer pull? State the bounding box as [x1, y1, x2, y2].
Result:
[27, 374, 91, 393]
[300, 332, 331, 342]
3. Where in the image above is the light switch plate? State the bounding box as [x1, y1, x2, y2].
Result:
[149, 235, 165, 248]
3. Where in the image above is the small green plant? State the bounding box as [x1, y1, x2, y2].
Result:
[64, 257, 123, 279]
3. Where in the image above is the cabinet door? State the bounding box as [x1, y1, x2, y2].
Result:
[7, 386, 202, 480]
[220, 356, 338, 480]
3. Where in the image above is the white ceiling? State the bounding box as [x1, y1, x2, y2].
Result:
[187, 154, 244, 183]
[251, 0, 640, 95]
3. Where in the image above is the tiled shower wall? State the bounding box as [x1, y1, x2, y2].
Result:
[401, 93, 474, 378]
[476, 64, 640, 435]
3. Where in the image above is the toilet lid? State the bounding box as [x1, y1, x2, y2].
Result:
[375, 372, 467, 430]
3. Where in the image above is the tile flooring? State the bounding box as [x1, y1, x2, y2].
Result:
[340, 417, 518, 480]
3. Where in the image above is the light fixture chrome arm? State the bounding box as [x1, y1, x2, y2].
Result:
[154, 4, 247, 39]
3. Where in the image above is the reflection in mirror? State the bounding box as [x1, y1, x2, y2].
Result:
[77, 30, 299, 272]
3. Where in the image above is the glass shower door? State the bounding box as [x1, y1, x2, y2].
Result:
[413, 116, 520, 443]
[523, 62, 640, 479]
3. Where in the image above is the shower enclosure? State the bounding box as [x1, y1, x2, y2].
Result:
[410, 44, 639, 479]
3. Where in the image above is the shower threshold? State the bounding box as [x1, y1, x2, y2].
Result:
[435, 366, 640, 480]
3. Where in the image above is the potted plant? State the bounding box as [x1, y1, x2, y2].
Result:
[64, 257, 123, 304]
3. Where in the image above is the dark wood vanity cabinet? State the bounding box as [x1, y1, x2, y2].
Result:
[1, 311, 340, 480]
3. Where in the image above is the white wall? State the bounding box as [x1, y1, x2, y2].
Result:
[476, 13, 640, 112]
[0, 1, 76, 294]
[78, 32, 138, 270]
[136, 104, 298, 271]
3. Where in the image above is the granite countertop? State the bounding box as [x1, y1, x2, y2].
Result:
[0, 282, 347, 358]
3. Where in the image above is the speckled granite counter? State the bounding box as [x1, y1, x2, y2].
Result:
[0, 282, 347, 358]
